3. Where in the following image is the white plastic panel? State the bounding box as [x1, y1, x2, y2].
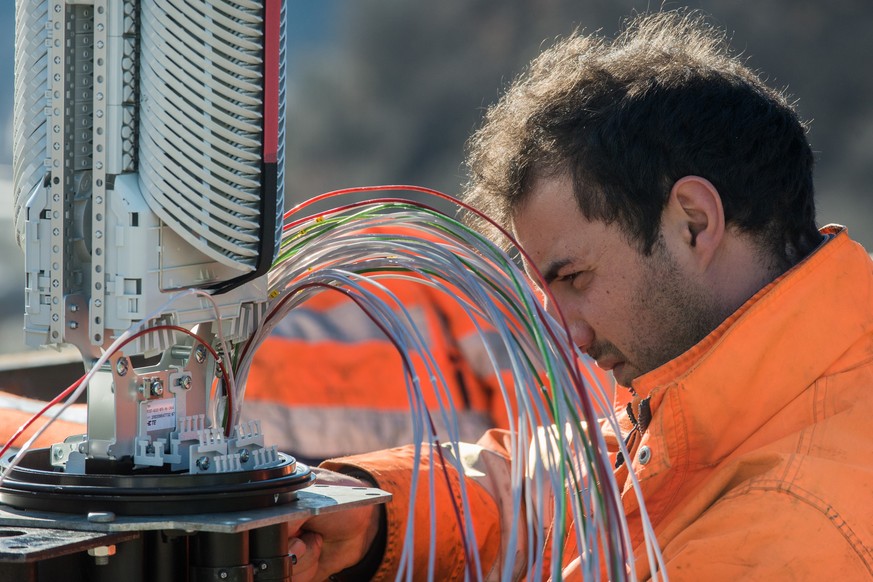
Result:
[138, 0, 275, 271]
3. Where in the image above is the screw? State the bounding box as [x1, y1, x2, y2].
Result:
[178, 375, 192, 391]
[239, 449, 250, 464]
[52, 447, 64, 460]
[194, 345, 207, 364]
[150, 379, 164, 396]
[115, 357, 128, 376]
[196, 456, 210, 471]
[219, 571, 228, 580]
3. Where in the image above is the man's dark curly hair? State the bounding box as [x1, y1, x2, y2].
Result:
[463, 11, 819, 269]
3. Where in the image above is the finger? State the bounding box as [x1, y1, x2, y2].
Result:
[288, 532, 323, 582]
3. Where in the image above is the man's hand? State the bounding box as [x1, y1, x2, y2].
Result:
[288, 467, 383, 582]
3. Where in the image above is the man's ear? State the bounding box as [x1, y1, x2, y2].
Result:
[662, 176, 725, 269]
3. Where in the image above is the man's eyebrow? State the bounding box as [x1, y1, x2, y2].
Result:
[542, 259, 572, 285]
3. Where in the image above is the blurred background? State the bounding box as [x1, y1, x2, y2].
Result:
[1, 0, 871, 356]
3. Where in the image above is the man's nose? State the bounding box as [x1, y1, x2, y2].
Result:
[570, 321, 595, 354]
[544, 295, 594, 352]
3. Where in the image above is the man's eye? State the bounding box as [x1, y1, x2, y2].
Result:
[558, 271, 591, 288]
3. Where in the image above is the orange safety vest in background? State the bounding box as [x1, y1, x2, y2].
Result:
[324, 227, 873, 580]
[0, 392, 86, 450]
[242, 275, 520, 464]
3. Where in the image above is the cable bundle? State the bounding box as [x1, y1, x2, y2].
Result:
[234, 186, 665, 581]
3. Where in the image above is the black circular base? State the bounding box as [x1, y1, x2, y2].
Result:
[0, 448, 314, 516]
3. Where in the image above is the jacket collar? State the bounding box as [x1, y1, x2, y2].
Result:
[628, 226, 873, 466]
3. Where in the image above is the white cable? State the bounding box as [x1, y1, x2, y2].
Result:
[241, 198, 666, 580]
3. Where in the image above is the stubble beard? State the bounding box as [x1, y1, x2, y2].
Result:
[622, 242, 722, 385]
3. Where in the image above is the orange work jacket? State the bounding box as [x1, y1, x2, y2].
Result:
[324, 226, 873, 580]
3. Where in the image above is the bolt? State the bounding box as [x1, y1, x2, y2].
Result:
[150, 379, 164, 396]
[69, 321, 78, 329]
[194, 345, 207, 364]
[219, 571, 229, 580]
[87, 511, 116, 524]
[239, 449, 250, 464]
[52, 447, 64, 460]
[115, 357, 128, 377]
[178, 375, 192, 391]
[88, 545, 116, 565]
[88, 545, 115, 557]
[196, 456, 210, 471]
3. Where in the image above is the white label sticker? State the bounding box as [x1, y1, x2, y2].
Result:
[144, 399, 176, 432]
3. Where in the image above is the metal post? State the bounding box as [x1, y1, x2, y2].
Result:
[249, 523, 292, 581]
[190, 532, 253, 582]
[148, 530, 189, 582]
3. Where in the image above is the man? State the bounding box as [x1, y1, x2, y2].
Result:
[287, 11, 873, 581]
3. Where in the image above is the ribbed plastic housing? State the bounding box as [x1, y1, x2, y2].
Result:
[138, 0, 285, 272]
[12, 0, 49, 250]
